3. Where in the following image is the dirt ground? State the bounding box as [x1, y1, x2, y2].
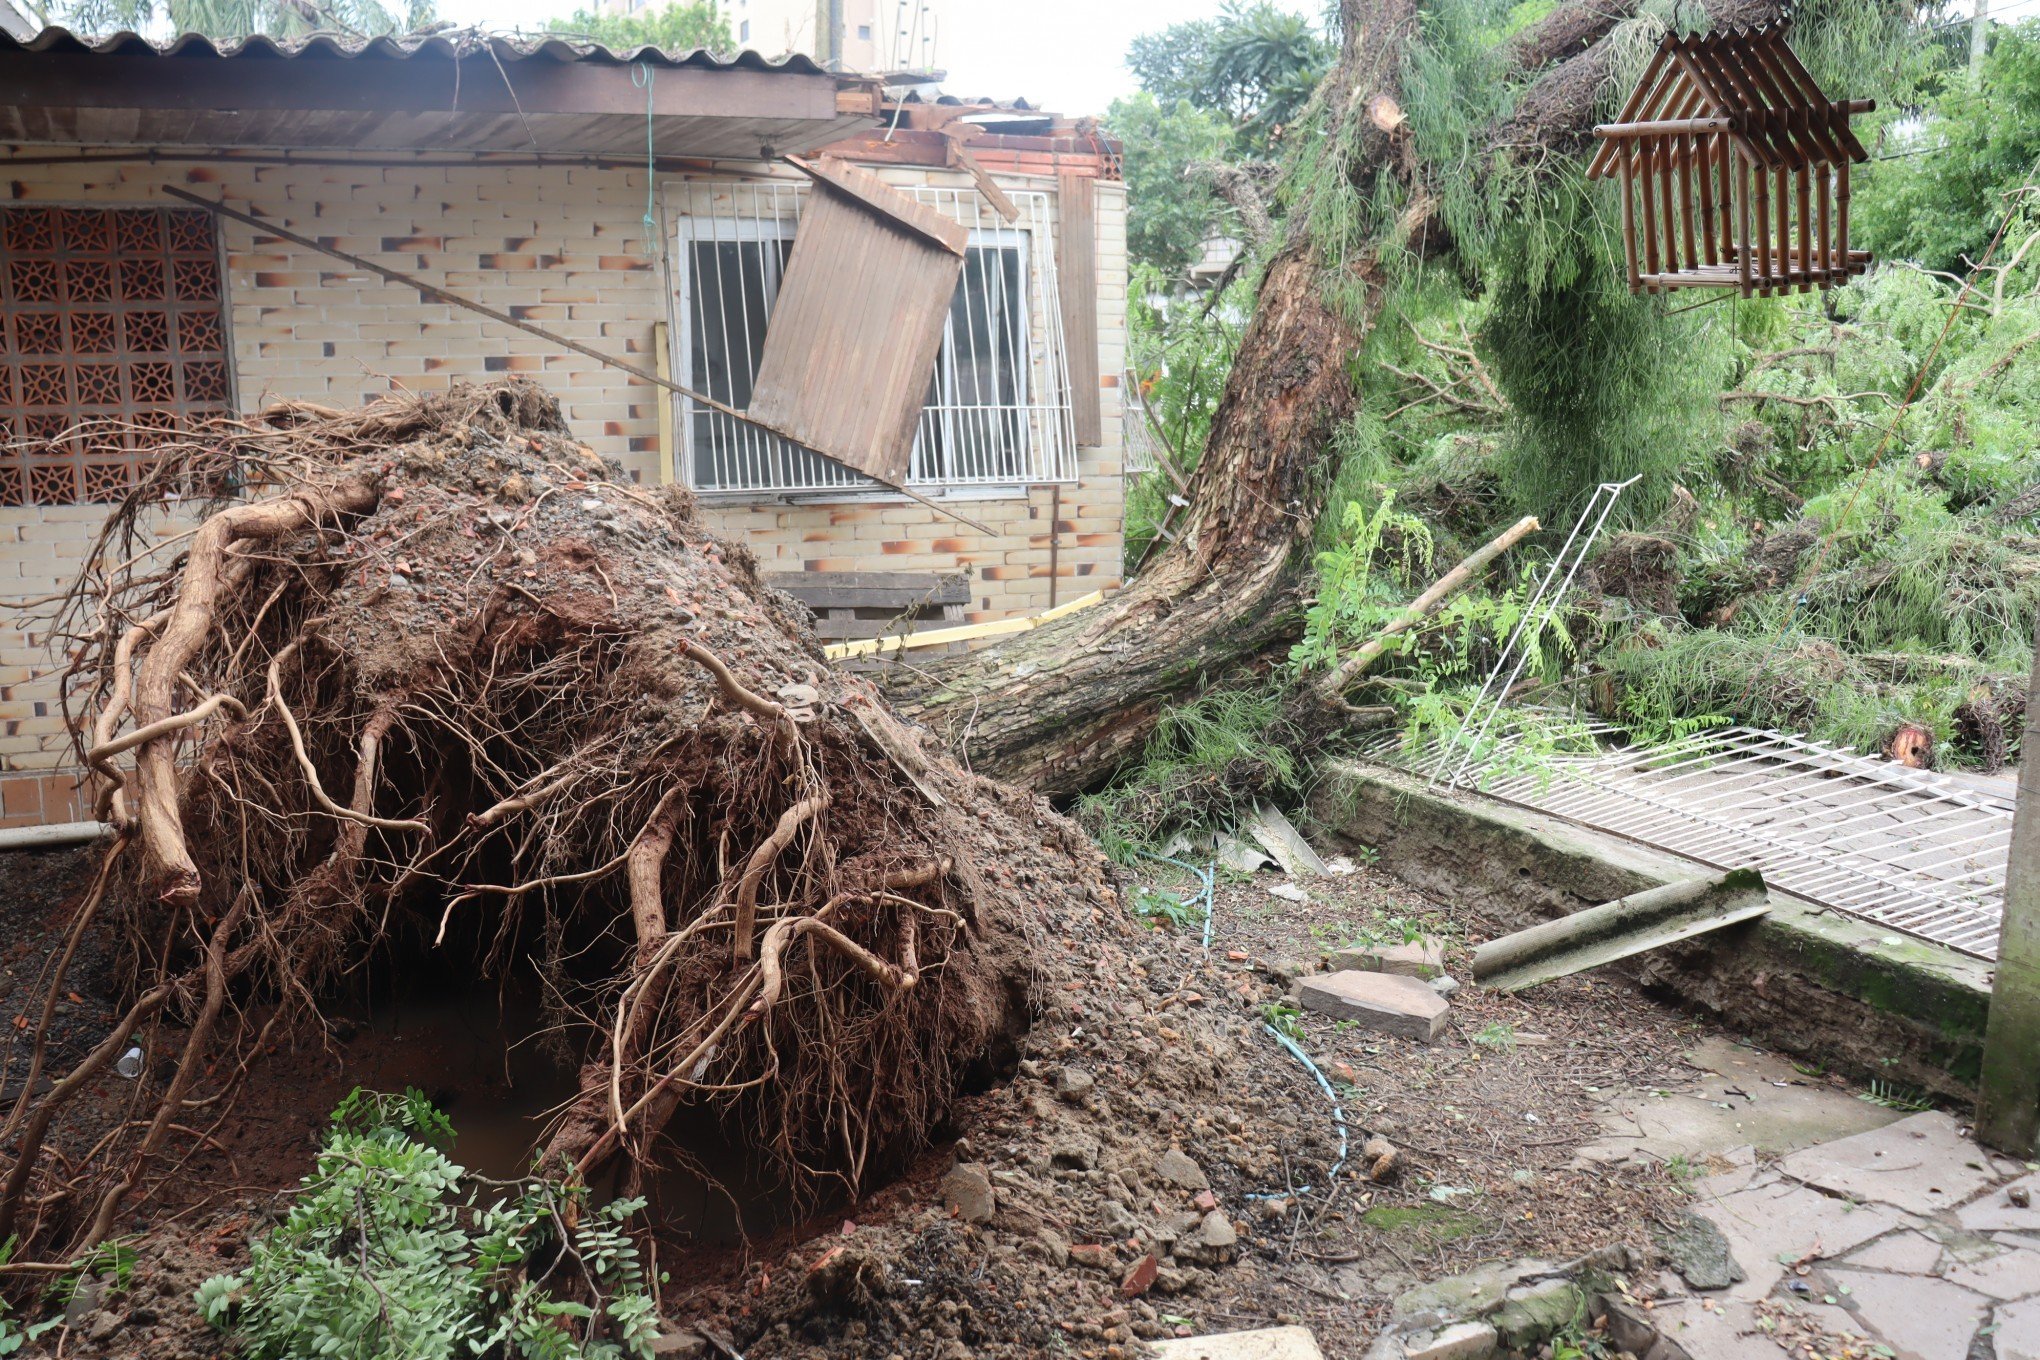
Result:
[1, 837, 1763, 1358]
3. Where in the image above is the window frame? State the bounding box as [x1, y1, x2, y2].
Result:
[663, 179, 1076, 503]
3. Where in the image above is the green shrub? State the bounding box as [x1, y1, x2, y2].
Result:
[197, 1089, 660, 1360]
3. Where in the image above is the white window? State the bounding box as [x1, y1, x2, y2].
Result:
[739, 19, 750, 40]
[857, 22, 872, 39]
[667, 181, 1076, 496]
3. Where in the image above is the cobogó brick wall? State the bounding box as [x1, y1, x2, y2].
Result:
[0, 152, 1126, 825]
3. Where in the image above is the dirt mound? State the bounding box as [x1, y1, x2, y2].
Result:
[4, 380, 1110, 1267]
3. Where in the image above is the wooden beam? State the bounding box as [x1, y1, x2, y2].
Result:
[1978, 625, 2040, 1156]
[825, 590, 1103, 659]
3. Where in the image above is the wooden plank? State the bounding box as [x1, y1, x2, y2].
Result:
[942, 127, 1021, 223]
[746, 167, 964, 484]
[1057, 172, 1102, 449]
[825, 590, 1104, 659]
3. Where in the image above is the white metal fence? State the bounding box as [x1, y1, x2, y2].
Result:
[665, 179, 1078, 496]
[1367, 719, 2014, 960]
[1121, 366, 1163, 476]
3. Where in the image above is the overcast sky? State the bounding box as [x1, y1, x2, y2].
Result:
[437, 0, 1318, 118]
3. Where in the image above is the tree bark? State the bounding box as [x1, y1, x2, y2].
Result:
[888, 0, 1789, 797]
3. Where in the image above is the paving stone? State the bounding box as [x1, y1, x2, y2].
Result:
[1826, 1269, 1989, 1360]
[1328, 938, 1446, 979]
[1402, 1321, 1499, 1360]
[1957, 1176, 2040, 1233]
[1838, 1229, 1944, 1275]
[1579, 1039, 1899, 1171]
[1656, 1299, 1795, 1360]
[1696, 1179, 1903, 1300]
[1149, 1325, 1328, 1360]
[1943, 1244, 2040, 1301]
[1690, 1147, 1765, 1202]
[1776, 1112, 1999, 1215]
[1295, 970, 1448, 1043]
[1995, 1295, 2040, 1360]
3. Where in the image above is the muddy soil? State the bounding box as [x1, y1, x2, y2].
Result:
[3, 834, 1753, 1359]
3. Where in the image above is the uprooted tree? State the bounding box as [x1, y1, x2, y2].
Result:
[886, 0, 1803, 795]
[0, 382, 1112, 1264]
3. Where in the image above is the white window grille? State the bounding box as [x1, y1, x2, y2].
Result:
[667, 179, 1078, 496]
[1121, 366, 1164, 476]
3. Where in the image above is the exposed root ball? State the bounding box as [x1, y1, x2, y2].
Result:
[7, 380, 1112, 1260]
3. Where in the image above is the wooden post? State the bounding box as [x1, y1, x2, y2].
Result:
[1978, 622, 2040, 1155]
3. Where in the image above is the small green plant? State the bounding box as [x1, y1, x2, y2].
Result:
[1353, 845, 1381, 867]
[1132, 885, 1206, 933]
[197, 1088, 661, 1360]
[1860, 1079, 1934, 1113]
[1262, 1002, 1307, 1042]
[1664, 1154, 1701, 1189]
[0, 1238, 61, 1354]
[1472, 1021, 1517, 1052]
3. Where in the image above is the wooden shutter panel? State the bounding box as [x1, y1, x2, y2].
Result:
[746, 156, 967, 484]
[1056, 173, 1101, 449]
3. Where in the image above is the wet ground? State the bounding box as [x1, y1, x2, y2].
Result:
[0, 842, 1951, 1359]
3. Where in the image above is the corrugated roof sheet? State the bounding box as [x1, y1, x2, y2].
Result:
[0, 23, 830, 74]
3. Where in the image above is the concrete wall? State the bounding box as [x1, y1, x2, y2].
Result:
[0, 150, 1125, 822]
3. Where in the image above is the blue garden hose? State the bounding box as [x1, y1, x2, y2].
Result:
[1133, 847, 1216, 950]
[1244, 1022, 1351, 1200]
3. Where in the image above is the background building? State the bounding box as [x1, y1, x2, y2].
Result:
[598, 0, 945, 74]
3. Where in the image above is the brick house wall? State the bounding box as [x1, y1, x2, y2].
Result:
[0, 151, 1125, 824]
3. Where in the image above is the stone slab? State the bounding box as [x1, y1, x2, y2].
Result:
[1942, 1243, 2040, 1300]
[1956, 1175, 2040, 1232]
[1328, 938, 1446, 980]
[1995, 1294, 2040, 1360]
[1825, 1268, 1989, 1360]
[1150, 1325, 1328, 1360]
[1296, 970, 1448, 1043]
[1696, 1179, 1903, 1300]
[1777, 1112, 1999, 1215]
[1576, 1039, 1901, 1170]
[1838, 1229, 1944, 1274]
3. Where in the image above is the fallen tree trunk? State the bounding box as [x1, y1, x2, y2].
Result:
[890, 0, 1790, 796]
[9, 382, 1111, 1267]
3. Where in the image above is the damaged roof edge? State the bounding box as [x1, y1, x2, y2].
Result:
[0, 24, 836, 73]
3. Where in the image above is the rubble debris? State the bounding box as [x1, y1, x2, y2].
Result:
[1296, 971, 1450, 1043]
[1054, 1066, 1097, 1102]
[1156, 1148, 1211, 1191]
[941, 1163, 997, 1224]
[1174, 1210, 1241, 1265]
[1245, 805, 1330, 877]
[1471, 870, 1770, 991]
[1656, 1209, 1744, 1290]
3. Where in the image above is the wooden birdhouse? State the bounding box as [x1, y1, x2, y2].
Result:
[1587, 26, 1875, 297]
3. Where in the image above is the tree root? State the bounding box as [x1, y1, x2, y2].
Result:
[6, 382, 1099, 1265]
